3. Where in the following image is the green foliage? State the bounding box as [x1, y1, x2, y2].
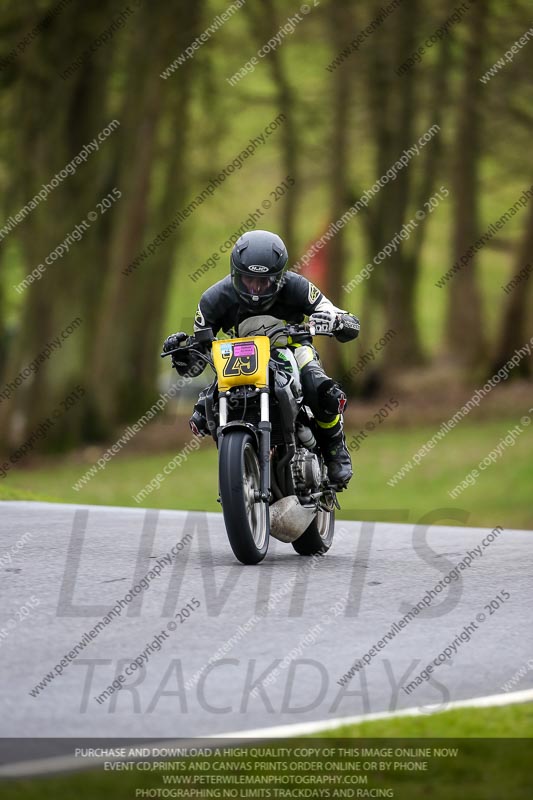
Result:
[0, 0, 531, 449]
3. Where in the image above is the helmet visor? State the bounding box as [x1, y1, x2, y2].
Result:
[232, 270, 282, 301]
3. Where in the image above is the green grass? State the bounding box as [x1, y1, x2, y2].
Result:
[1, 705, 531, 799]
[0, 484, 58, 503]
[324, 701, 533, 738]
[1, 416, 532, 530]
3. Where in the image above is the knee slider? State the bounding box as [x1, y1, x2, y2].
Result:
[189, 410, 208, 437]
[300, 363, 346, 416]
[189, 394, 209, 437]
[319, 380, 347, 415]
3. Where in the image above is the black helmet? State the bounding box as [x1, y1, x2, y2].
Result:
[230, 230, 288, 310]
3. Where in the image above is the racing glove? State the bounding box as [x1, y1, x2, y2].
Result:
[162, 332, 188, 352]
[309, 309, 340, 335]
[162, 331, 201, 376]
[334, 313, 360, 342]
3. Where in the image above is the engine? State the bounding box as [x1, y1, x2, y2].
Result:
[290, 448, 322, 494]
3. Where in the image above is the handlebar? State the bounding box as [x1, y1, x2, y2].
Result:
[161, 321, 331, 358]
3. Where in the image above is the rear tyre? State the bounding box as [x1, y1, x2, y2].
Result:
[219, 430, 269, 564]
[292, 508, 335, 556]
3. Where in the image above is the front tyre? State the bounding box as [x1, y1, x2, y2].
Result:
[292, 508, 335, 556]
[219, 431, 269, 564]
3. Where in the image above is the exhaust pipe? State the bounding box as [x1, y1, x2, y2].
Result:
[269, 496, 316, 542]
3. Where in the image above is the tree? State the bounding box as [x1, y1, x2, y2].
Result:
[88, 1, 206, 433]
[491, 191, 533, 376]
[361, 0, 451, 371]
[445, 0, 488, 367]
[322, 0, 355, 377]
[0, 0, 206, 447]
[243, 0, 301, 257]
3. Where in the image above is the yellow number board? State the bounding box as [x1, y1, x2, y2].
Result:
[212, 336, 270, 392]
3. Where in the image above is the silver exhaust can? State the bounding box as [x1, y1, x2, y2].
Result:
[269, 496, 316, 542]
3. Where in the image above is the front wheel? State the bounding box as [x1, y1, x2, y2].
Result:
[219, 431, 269, 564]
[292, 508, 335, 556]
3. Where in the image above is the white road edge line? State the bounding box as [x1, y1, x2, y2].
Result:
[1, 501, 530, 535]
[1, 688, 532, 779]
[223, 686, 533, 739]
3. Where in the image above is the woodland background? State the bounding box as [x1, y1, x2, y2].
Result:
[0, 0, 531, 526]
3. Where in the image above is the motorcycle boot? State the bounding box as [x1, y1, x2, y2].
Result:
[295, 348, 353, 489]
[315, 414, 353, 489]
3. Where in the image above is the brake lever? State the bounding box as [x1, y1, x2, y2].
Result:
[292, 321, 333, 337]
[161, 335, 198, 358]
[311, 324, 334, 337]
[161, 348, 182, 358]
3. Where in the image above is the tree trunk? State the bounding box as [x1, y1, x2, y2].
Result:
[87, 1, 205, 434]
[370, 0, 425, 368]
[446, 0, 488, 366]
[0, 0, 114, 450]
[126, 53, 200, 413]
[491, 189, 533, 377]
[244, 0, 300, 257]
[322, 0, 354, 378]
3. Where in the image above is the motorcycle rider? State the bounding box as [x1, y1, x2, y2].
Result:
[163, 230, 360, 488]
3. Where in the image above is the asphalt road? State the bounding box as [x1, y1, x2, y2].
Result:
[1, 501, 532, 766]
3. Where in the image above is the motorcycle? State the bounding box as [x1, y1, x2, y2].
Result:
[161, 316, 340, 565]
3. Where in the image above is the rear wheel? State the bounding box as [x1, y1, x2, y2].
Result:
[292, 508, 335, 556]
[219, 431, 269, 564]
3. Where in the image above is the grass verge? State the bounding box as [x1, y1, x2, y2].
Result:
[1, 417, 532, 529]
[1, 705, 532, 800]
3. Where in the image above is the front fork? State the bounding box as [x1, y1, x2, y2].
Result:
[258, 388, 271, 501]
[218, 387, 271, 502]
